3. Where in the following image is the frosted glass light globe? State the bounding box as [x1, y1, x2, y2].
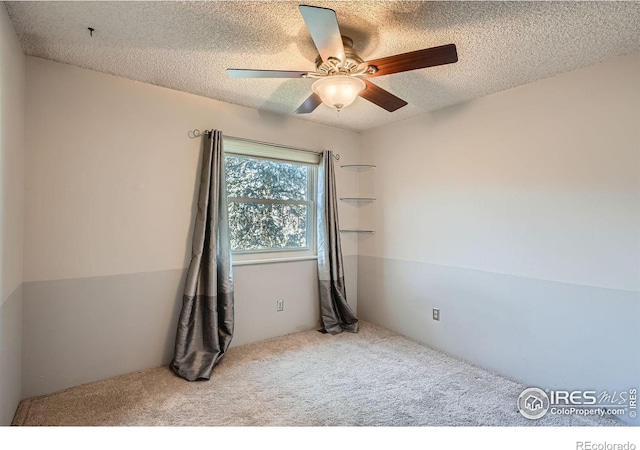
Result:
[312, 76, 366, 111]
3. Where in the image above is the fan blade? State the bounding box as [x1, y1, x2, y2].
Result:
[299, 5, 345, 65]
[359, 80, 408, 112]
[364, 44, 458, 78]
[294, 93, 322, 114]
[227, 69, 308, 78]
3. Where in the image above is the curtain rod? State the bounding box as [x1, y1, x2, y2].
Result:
[188, 129, 340, 160]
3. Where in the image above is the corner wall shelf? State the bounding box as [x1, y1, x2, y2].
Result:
[340, 163, 376, 236]
[340, 164, 376, 172]
[339, 230, 375, 234]
[340, 197, 376, 202]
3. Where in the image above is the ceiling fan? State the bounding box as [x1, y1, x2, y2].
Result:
[227, 5, 458, 114]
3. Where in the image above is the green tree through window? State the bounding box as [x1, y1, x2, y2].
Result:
[225, 155, 314, 252]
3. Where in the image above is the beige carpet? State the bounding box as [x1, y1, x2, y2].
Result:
[12, 322, 624, 426]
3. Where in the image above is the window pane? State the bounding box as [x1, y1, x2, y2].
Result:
[229, 202, 308, 251]
[225, 155, 309, 200]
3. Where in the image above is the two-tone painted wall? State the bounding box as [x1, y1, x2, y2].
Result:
[357, 52, 640, 425]
[0, 5, 25, 426]
[21, 57, 361, 398]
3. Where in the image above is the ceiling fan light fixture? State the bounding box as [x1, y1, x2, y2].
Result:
[312, 75, 365, 111]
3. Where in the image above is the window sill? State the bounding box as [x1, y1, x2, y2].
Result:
[232, 255, 318, 267]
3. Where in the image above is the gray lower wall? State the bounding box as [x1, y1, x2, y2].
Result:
[0, 285, 22, 425]
[22, 269, 185, 399]
[357, 255, 640, 425]
[22, 257, 357, 399]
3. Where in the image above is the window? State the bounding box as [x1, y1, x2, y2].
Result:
[224, 138, 318, 263]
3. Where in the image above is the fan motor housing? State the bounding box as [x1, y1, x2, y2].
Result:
[315, 36, 365, 75]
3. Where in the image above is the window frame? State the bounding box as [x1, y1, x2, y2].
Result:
[224, 140, 318, 264]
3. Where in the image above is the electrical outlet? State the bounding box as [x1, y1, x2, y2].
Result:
[432, 308, 440, 321]
[277, 299, 284, 312]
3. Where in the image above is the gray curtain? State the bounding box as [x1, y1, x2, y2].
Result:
[171, 130, 234, 381]
[317, 150, 359, 334]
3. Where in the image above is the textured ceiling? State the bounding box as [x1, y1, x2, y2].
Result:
[6, 1, 640, 132]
